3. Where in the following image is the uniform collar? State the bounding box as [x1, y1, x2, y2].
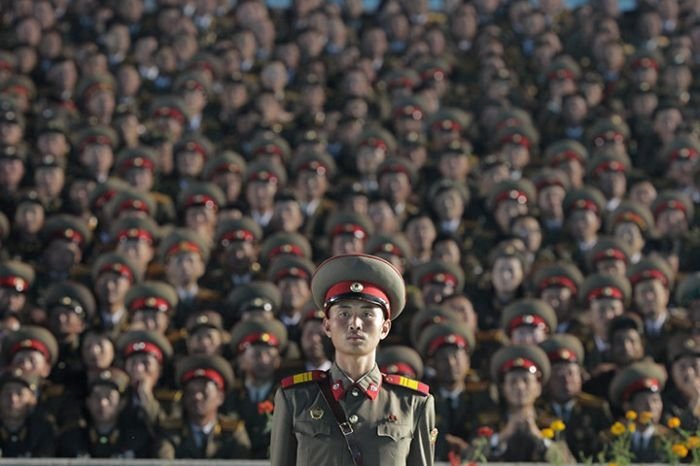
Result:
[329, 362, 382, 401]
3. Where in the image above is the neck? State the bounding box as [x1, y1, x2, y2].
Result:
[189, 412, 217, 428]
[246, 375, 272, 388]
[104, 303, 125, 314]
[93, 419, 118, 434]
[309, 356, 330, 368]
[440, 378, 465, 392]
[2, 416, 26, 432]
[507, 405, 536, 418]
[335, 352, 376, 381]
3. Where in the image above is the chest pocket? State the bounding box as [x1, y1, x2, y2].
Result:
[377, 423, 412, 441]
[294, 420, 332, 438]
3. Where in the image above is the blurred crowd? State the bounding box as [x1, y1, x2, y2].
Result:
[1, 0, 700, 461]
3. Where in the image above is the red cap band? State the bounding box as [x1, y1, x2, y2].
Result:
[380, 362, 417, 379]
[129, 296, 171, 313]
[593, 160, 626, 176]
[98, 263, 133, 282]
[118, 199, 150, 215]
[495, 189, 529, 206]
[11, 339, 51, 362]
[539, 276, 577, 293]
[431, 119, 461, 132]
[254, 144, 284, 158]
[53, 228, 84, 246]
[124, 341, 163, 363]
[654, 200, 687, 218]
[571, 198, 599, 214]
[184, 194, 218, 210]
[587, 286, 624, 302]
[427, 334, 467, 357]
[247, 170, 279, 184]
[331, 224, 367, 239]
[268, 244, 304, 259]
[420, 272, 458, 287]
[220, 230, 255, 245]
[324, 281, 390, 317]
[360, 138, 388, 151]
[153, 107, 185, 124]
[275, 267, 310, 282]
[238, 332, 280, 353]
[117, 228, 153, 244]
[670, 147, 699, 163]
[547, 348, 578, 364]
[548, 68, 575, 80]
[0, 276, 28, 292]
[500, 357, 540, 377]
[181, 368, 225, 390]
[508, 314, 548, 334]
[622, 377, 660, 402]
[629, 269, 668, 287]
[593, 248, 627, 264]
[550, 150, 585, 166]
[501, 133, 531, 148]
[166, 241, 201, 258]
[121, 156, 155, 172]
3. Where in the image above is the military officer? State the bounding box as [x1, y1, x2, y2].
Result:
[271, 253, 436, 466]
[501, 298, 557, 345]
[376, 345, 424, 381]
[663, 333, 700, 431]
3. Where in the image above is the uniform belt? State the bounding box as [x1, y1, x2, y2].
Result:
[319, 377, 364, 466]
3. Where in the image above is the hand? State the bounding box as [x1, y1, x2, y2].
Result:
[444, 433, 469, 455]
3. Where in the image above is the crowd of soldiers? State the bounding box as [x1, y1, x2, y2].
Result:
[0, 0, 700, 461]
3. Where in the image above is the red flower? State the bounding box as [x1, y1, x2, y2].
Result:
[448, 450, 461, 466]
[477, 426, 494, 438]
[257, 400, 274, 415]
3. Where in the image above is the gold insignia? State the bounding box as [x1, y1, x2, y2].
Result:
[350, 282, 364, 293]
[430, 427, 439, 445]
[310, 407, 324, 420]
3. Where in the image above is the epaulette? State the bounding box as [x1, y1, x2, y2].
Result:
[218, 415, 244, 432]
[198, 288, 221, 300]
[43, 383, 65, 398]
[281, 370, 327, 389]
[382, 374, 430, 396]
[477, 329, 509, 345]
[576, 392, 608, 408]
[167, 328, 187, 344]
[465, 380, 490, 392]
[57, 418, 87, 435]
[155, 388, 182, 403]
[159, 416, 184, 430]
[151, 192, 173, 204]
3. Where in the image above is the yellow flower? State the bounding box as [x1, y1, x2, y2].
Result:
[610, 422, 626, 436]
[608, 463, 618, 466]
[687, 436, 700, 449]
[672, 443, 689, 458]
[551, 420, 566, 432]
[627, 422, 636, 433]
[639, 411, 653, 424]
[541, 428, 555, 439]
[625, 410, 637, 421]
[667, 417, 682, 429]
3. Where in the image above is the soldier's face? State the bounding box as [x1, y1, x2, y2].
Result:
[614, 222, 644, 253]
[131, 309, 169, 333]
[434, 190, 464, 221]
[125, 353, 161, 387]
[166, 252, 205, 286]
[324, 300, 391, 357]
[0, 381, 36, 420]
[567, 209, 600, 240]
[184, 379, 224, 419]
[590, 298, 624, 339]
[49, 307, 86, 340]
[187, 327, 222, 356]
[595, 258, 626, 277]
[0, 288, 26, 313]
[633, 280, 669, 318]
[442, 296, 478, 329]
[492, 257, 524, 293]
[540, 286, 573, 318]
[502, 370, 542, 408]
[301, 320, 327, 363]
[611, 329, 644, 365]
[87, 385, 122, 423]
[12, 350, 51, 378]
[671, 355, 700, 401]
[278, 277, 311, 311]
[431, 240, 461, 265]
[331, 234, 364, 255]
[548, 362, 581, 402]
[627, 392, 663, 425]
[510, 325, 548, 345]
[95, 272, 131, 306]
[82, 333, 115, 370]
[125, 167, 154, 191]
[657, 209, 688, 238]
[434, 346, 470, 385]
[239, 344, 280, 382]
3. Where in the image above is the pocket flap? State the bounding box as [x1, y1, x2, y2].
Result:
[377, 423, 412, 440]
[295, 420, 331, 437]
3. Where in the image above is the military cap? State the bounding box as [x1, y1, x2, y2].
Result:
[391, 96, 426, 121]
[587, 149, 631, 178]
[490, 344, 551, 384]
[300, 300, 326, 326]
[365, 233, 412, 260]
[667, 333, 700, 363]
[225, 281, 282, 320]
[115, 147, 158, 175]
[176, 355, 234, 392]
[117, 330, 174, 363]
[354, 127, 397, 154]
[627, 257, 674, 289]
[383, 68, 420, 91]
[267, 256, 315, 284]
[177, 181, 226, 212]
[440, 139, 473, 156]
[230, 318, 288, 354]
[3, 326, 59, 366]
[539, 334, 585, 366]
[587, 115, 630, 147]
[43, 281, 96, 322]
[428, 108, 472, 135]
[215, 217, 263, 248]
[31, 153, 66, 170]
[125, 281, 178, 315]
[494, 107, 536, 134]
[0, 51, 16, 72]
[487, 179, 536, 210]
[580, 273, 631, 306]
[417, 58, 450, 82]
[628, 48, 663, 71]
[546, 55, 581, 81]
[0, 105, 25, 127]
[186, 310, 225, 334]
[0, 367, 41, 392]
[106, 188, 157, 218]
[409, 306, 461, 344]
[111, 216, 160, 246]
[532, 262, 583, 296]
[159, 228, 210, 262]
[608, 201, 654, 236]
[174, 133, 214, 160]
[0, 144, 27, 161]
[417, 321, 475, 359]
[400, 131, 427, 148]
[290, 149, 337, 178]
[311, 253, 406, 320]
[411, 260, 465, 292]
[532, 168, 570, 192]
[16, 188, 44, 208]
[73, 125, 118, 151]
[245, 159, 288, 186]
[661, 134, 700, 165]
[377, 157, 417, 185]
[609, 361, 666, 406]
[563, 186, 606, 216]
[587, 237, 633, 269]
[544, 139, 588, 167]
[88, 178, 131, 211]
[3, 75, 36, 101]
[325, 212, 374, 240]
[295, 128, 328, 146]
[76, 73, 115, 102]
[187, 52, 223, 79]
[608, 313, 643, 340]
[92, 252, 141, 284]
[427, 178, 471, 207]
[150, 96, 189, 124]
[203, 151, 247, 180]
[377, 345, 425, 380]
[495, 124, 539, 151]
[675, 273, 700, 308]
[651, 190, 694, 222]
[36, 117, 69, 136]
[250, 132, 291, 162]
[88, 367, 130, 394]
[174, 70, 213, 97]
[501, 298, 557, 336]
[260, 232, 313, 264]
[0, 260, 34, 293]
[41, 214, 92, 250]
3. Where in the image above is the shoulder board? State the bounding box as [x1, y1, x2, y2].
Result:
[58, 418, 87, 435]
[383, 374, 430, 396]
[576, 392, 607, 408]
[218, 416, 244, 432]
[198, 288, 221, 300]
[151, 192, 173, 203]
[477, 329, 509, 344]
[159, 417, 184, 430]
[155, 388, 182, 402]
[281, 371, 327, 389]
[465, 380, 490, 392]
[43, 383, 65, 398]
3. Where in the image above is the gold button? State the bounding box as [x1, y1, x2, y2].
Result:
[349, 415, 358, 424]
[351, 389, 359, 397]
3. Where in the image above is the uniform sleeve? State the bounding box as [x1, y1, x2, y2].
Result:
[407, 394, 436, 466]
[269, 387, 297, 466]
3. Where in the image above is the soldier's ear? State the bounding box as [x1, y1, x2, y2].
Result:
[323, 317, 332, 338]
[379, 317, 391, 340]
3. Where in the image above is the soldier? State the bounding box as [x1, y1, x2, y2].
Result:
[224, 281, 282, 326]
[35, 214, 92, 290]
[124, 281, 178, 337]
[267, 256, 316, 344]
[157, 355, 251, 459]
[538, 334, 613, 460]
[562, 186, 606, 270]
[0, 367, 56, 457]
[182, 310, 228, 357]
[501, 298, 557, 345]
[58, 367, 154, 458]
[225, 318, 288, 458]
[91, 252, 142, 338]
[207, 217, 264, 292]
[111, 216, 161, 278]
[427, 179, 471, 237]
[290, 149, 337, 242]
[324, 211, 374, 256]
[663, 333, 700, 431]
[586, 236, 633, 276]
[245, 160, 287, 229]
[608, 200, 655, 264]
[271, 254, 436, 465]
[530, 262, 584, 334]
[411, 259, 465, 307]
[202, 151, 247, 206]
[0, 260, 35, 324]
[177, 181, 226, 240]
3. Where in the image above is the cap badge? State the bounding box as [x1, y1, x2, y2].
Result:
[350, 282, 364, 293]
